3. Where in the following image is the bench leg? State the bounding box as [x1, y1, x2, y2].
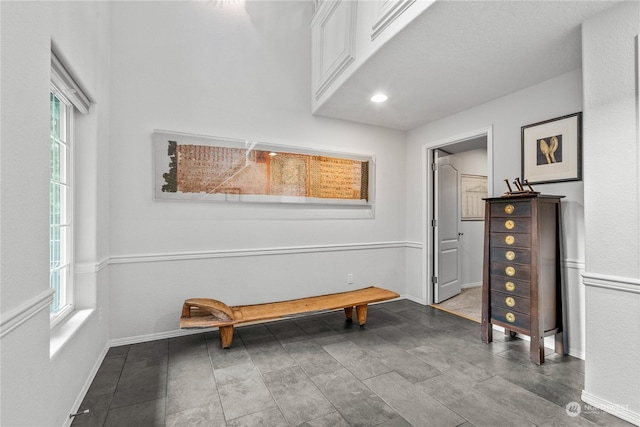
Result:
[219, 325, 234, 349]
[356, 304, 368, 326]
[344, 307, 354, 323]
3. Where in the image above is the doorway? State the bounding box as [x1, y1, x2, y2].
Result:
[425, 128, 492, 322]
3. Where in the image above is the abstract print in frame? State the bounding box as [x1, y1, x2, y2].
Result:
[153, 131, 375, 206]
[521, 112, 582, 185]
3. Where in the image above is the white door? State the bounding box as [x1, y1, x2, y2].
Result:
[433, 151, 462, 303]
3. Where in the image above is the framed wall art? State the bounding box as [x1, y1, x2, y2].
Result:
[460, 174, 487, 220]
[521, 112, 582, 184]
[153, 130, 375, 206]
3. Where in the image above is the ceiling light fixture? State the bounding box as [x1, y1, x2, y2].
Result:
[370, 93, 388, 103]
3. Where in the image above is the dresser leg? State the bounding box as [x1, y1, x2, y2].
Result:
[554, 331, 566, 356]
[530, 337, 544, 365]
[481, 321, 492, 343]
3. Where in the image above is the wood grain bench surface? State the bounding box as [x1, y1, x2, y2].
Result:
[180, 286, 399, 348]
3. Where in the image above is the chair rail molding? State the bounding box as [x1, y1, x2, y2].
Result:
[0, 288, 54, 338]
[582, 272, 640, 294]
[109, 241, 410, 265]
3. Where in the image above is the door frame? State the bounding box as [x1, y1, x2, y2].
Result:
[421, 126, 494, 305]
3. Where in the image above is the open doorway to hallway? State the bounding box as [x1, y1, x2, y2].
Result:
[429, 135, 488, 323]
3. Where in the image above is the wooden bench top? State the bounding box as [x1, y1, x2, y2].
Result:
[180, 286, 399, 329]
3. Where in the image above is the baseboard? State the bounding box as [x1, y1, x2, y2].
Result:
[581, 390, 640, 426]
[63, 342, 110, 427]
[402, 294, 426, 305]
[461, 282, 482, 289]
[110, 327, 211, 347]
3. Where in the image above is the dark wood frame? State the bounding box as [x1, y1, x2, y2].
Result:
[521, 112, 582, 185]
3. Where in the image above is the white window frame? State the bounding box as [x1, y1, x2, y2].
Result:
[50, 85, 74, 327]
[49, 51, 90, 328]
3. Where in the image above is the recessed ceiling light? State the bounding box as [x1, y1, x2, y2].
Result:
[370, 93, 388, 103]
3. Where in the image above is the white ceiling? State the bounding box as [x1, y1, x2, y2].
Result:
[313, 0, 619, 131]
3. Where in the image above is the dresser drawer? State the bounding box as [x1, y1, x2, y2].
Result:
[490, 247, 531, 264]
[490, 261, 531, 281]
[490, 201, 531, 218]
[490, 217, 531, 234]
[491, 305, 530, 330]
[491, 290, 530, 313]
[490, 232, 530, 249]
[489, 277, 530, 298]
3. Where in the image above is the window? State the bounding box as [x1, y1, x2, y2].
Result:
[50, 87, 73, 323]
[49, 52, 90, 326]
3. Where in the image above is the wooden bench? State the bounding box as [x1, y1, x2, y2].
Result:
[180, 286, 400, 348]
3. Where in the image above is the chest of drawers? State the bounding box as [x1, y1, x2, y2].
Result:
[481, 194, 566, 364]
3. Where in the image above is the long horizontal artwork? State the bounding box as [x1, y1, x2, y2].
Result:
[153, 131, 374, 205]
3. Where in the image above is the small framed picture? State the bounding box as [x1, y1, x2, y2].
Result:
[521, 112, 582, 184]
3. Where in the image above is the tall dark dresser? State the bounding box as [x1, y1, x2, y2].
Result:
[481, 194, 566, 364]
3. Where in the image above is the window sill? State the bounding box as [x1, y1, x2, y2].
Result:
[50, 308, 94, 360]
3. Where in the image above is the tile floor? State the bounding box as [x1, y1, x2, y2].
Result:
[71, 300, 632, 427]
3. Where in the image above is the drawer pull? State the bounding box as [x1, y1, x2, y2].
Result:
[505, 297, 515, 307]
[505, 266, 516, 276]
[504, 220, 515, 230]
[506, 312, 516, 323]
[505, 235, 515, 245]
[504, 204, 515, 214]
[505, 251, 515, 261]
[505, 281, 515, 291]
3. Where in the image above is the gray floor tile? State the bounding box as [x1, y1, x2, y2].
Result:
[85, 354, 126, 397]
[364, 371, 465, 427]
[282, 339, 344, 378]
[70, 393, 112, 427]
[311, 367, 398, 426]
[262, 365, 335, 425]
[236, 324, 275, 344]
[127, 339, 169, 362]
[104, 397, 166, 427]
[297, 411, 350, 427]
[166, 369, 217, 415]
[167, 355, 213, 382]
[408, 345, 493, 386]
[166, 401, 226, 427]
[369, 324, 433, 350]
[225, 407, 288, 427]
[243, 337, 298, 373]
[214, 362, 276, 421]
[416, 374, 534, 427]
[369, 343, 442, 383]
[472, 375, 570, 425]
[375, 416, 414, 426]
[207, 336, 253, 370]
[322, 340, 393, 380]
[105, 345, 130, 357]
[266, 319, 309, 344]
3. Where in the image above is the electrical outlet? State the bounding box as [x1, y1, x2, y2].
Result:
[347, 274, 354, 285]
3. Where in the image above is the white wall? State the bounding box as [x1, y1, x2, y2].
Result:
[581, 2, 640, 424]
[405, 69, 586, 357]
[0, 1, 111, 426]
[107, 1, 407, 342]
